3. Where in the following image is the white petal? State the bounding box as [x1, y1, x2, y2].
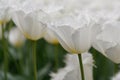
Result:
[8, 27, 26, 47]
[12, 10, 25, 30]
[44, 27, 59, 44]
[93, 38, 117, 56]
[93, 21, 120, 63]
[112, 72, 120, 80]
[51, 26, 76, 53]
[106, 44, 120, 64]
[50, 52, 94, 80]
[63, 68, 80, 80]
[12, 10, 47, 40]
[24, 12, 46, 40]
[72, 26, 91, 53]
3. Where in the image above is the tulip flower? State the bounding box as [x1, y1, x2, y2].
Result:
[49, 13, 96, 54]
[11, 1, 48, 80]
[0, 0, 11, 24]
[10, 0, 49, 41]
[44, 26, 59, 45]
[11, 9, 47, 41]
[49, 12, 97, 80]
[50, 52, 94, 80]
[92, 21, 120, 63]
[8, 27, 26, 47]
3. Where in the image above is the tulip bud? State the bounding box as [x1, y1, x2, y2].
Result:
[44, 27, 59, 45]
[8, 27, 26, 47]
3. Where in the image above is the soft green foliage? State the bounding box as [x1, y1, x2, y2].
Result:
[90, 48, 119, 80]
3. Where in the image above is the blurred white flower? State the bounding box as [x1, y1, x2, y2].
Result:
[93, 21, 120, 63]
[11, 1, 47, 40]
[49, 12, 97, 54]
[89, 0, 120, 11]
[44, 26, 59, 45]
[50, 52, 94, 80]
[112, 71, 120, 80]
[0, 0, 11, 24]
[8, 27, 26, 47]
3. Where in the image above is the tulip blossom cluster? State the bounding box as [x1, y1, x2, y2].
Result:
[1, 0, 120, 80]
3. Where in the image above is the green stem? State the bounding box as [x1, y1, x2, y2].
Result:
[17, 48, 23, 74]
[2, 23, 8, 80]
[78, 54, 85, 80]
[114, 64, 118, 75]
[32, 41, 37, 80]
[54, 44, 59, 72]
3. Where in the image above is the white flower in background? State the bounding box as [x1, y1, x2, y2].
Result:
[0, 0, 11, 24]
[11, 1, 47, 41]
[8, 27, 26, 47]
[112, 71, 120, 80]
[32, 0, 93, 20]
[44, 26, 59, 45]
[93, 21, 120, 63]
[79, 0, 120, 22]
[89, 0, 120, 11]
[50, 52, 94, 80]
[49, 12, 97, 54]
[61, 0, 99, 14]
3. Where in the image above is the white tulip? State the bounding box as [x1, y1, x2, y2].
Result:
[93, 21, 120, 63]
[0, 0, 11, 24]
[44, 26, 59, 45]
[49, 13, 96, 54]
[8, 27, 26, 47]
[50, 52, 94, 80]
[11, 1, 47, 40]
